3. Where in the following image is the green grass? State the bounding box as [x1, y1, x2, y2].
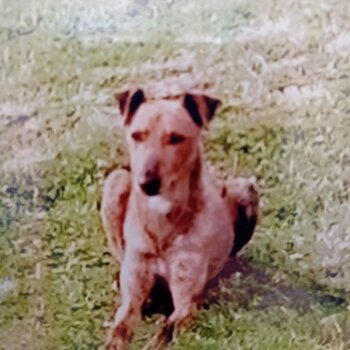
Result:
[1, 0, 350, 349]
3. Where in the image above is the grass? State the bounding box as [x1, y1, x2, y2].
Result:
[0, 0, 350, 349]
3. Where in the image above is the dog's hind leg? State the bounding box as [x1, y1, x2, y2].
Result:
[100, 168, 131, 263]
[222, 177, 259, 256]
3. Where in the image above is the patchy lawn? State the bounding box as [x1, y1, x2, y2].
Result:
[0, 0, 350, 349]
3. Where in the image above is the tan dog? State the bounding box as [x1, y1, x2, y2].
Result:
[100, 88, 258, 349]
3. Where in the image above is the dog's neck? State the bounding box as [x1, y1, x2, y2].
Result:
[132, 156, 203, 245]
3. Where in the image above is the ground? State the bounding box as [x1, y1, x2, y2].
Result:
[0, 0, 350, 349]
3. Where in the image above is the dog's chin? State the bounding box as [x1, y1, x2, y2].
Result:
[147, 195, 172, 214]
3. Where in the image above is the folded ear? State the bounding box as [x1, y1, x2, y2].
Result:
[182, 92, 221, 128]
[114, 88, 145, 125]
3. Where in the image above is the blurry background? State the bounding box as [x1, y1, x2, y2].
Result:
[0, 0, 350, 349]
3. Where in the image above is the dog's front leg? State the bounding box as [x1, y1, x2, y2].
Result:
[106, 253, 155, 350]
[143, 252, 207, 350]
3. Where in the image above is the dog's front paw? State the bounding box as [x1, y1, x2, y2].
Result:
[105, 324, 129, 350]
[142, 323, 174, 350]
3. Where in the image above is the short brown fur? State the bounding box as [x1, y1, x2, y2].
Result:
[101, 88, 258, 349]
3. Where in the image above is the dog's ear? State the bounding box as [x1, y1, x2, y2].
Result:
[114, 88, 145, 125]
[182, 92, 221, 128]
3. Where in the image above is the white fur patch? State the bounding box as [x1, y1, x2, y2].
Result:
[157, 259, 167, 277]
[147, 196, 172, 214]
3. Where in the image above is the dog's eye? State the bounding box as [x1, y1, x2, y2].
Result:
[167, 133, 186, 145]
[131, 131, 148, 142]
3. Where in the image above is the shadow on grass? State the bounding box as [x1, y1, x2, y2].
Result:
[206, 256, 347, 314]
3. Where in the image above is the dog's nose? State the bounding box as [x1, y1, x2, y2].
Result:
[140, 177, 161, 196]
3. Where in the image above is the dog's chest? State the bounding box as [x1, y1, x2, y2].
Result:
[124, 196, 195, 254]
[145, 213, 193, 254]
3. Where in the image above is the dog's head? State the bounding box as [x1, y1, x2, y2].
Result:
[115, 88, 220, 197]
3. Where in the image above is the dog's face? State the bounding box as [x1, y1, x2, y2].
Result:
[115, 88, 220, 197]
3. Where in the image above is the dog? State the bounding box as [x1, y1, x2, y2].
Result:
[100, 87, 258, 349]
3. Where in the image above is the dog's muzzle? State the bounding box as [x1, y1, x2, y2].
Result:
[140, 177, 161, 196]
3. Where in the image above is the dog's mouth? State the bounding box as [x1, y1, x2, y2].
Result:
[140, 178, 161, 196]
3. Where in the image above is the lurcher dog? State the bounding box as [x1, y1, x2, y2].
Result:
[100, 87, 258, 349]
